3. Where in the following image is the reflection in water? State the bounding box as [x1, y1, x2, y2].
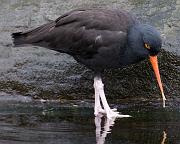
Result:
[0, 100, 180, 144]
[95, 115, 168, 144]
[95, 114, 116, 144]
[161, 131, 167, 144]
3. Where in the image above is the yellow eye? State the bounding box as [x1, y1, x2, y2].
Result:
[144, 43, 151, 49]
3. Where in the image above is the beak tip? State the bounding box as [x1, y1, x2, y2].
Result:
[162, 92, 166, 108]
[162, 93, 166, 100]
[163, 101, 166, 108]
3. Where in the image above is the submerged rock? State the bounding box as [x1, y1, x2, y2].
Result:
[0, 0, 179, 101]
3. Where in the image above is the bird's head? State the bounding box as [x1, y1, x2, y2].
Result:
[140, 24, 162, 56]
[127, 24, 166, 107]
[128, 24, 162, 58]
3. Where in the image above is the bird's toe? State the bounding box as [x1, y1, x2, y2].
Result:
[107, 110, 131, 119]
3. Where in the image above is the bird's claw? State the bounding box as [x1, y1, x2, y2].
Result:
[94, 107, 131, 119]
[107, 110, 131, 119]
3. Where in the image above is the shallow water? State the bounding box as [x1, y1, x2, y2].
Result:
[0, 97, 180, 144]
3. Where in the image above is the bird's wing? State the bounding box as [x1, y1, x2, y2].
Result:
[46, 9, 136, 56]
[13, 9, 136, 58]
[55, 8, 135, 31]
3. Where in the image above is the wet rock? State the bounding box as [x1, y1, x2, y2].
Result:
[104, 50, 180, 100]
[0, 0, 179, 101]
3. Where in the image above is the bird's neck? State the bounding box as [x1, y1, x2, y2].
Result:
[119, 45, 137, 66]
[119, 24, 148, 66]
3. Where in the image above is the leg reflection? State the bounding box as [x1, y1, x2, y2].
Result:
[95, 114, 116, 144]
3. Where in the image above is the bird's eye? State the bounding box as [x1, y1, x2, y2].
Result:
[144, 43, 151, 49]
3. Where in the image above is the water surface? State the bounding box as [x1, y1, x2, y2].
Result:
[0, 97, 180, 144]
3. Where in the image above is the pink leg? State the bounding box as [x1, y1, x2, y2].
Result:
[94, 76, 131, 119]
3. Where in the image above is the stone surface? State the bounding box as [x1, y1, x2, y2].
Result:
[0, 0, 179, 102]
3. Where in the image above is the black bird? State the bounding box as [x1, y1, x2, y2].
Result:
[12, 8, 166, 119]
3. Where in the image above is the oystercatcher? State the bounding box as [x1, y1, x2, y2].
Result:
[12, 8, 166, 119]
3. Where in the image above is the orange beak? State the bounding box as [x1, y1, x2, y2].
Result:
[149, 55, 166, 107]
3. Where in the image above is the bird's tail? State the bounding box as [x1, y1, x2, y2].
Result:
[11, 32, 29, 46]
[12, 21, 55, 47]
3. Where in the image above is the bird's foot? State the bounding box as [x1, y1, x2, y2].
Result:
[93, 75, 131, 119]
[94, 107, 117, 116]
[95, 107, 131, 119]
[106, 109, 131, 119]
[94, 107, 105, 116]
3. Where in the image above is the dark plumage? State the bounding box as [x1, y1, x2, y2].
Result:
[12, 8, 166, 118]
[12, 8, 162, 71]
